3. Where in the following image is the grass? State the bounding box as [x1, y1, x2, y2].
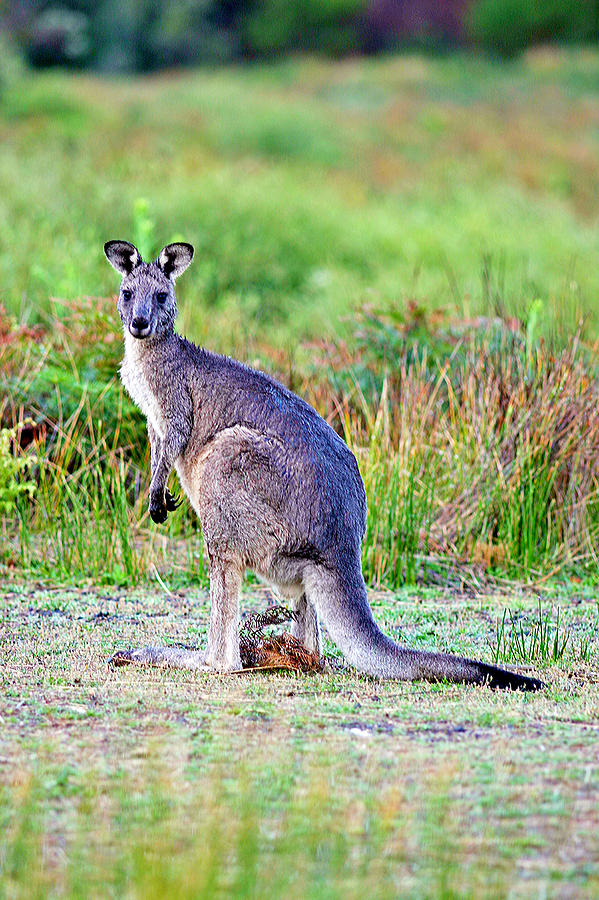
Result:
[340, 318, 599, 585]
[3, 298, 599, 585]
[1, 581, 599, 898]
[491, 598, 597, 665]
[1, 758, 506, 899]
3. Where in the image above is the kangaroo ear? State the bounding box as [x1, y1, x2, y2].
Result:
[104, 240, 142, 276]
[157, 242, 194, 280]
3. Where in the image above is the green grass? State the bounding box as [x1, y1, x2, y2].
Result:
[1, 49, 599, 346]
[1, 581, 598, 898]
[491, 599, 597, 665]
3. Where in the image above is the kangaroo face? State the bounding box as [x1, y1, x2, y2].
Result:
[104, 240, 194, 341]
[118, 263, 175, 340]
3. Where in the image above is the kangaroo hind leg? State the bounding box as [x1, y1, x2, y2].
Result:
[109, 559, 243, 674]
[292, 592, 322, 656]
[203, 558, 243, 673]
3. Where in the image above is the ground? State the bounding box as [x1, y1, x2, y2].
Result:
[1, 580, 598, 898]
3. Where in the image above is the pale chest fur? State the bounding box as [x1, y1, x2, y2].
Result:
[121, 338, 167, 438]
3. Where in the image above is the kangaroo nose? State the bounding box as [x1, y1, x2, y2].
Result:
[131, 316, 149, 331]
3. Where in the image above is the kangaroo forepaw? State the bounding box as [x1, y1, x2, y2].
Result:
[165, 489, 183, 511]
[149, 499, 168, 524]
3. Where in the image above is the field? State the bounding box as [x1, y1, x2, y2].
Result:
[2, 48, 599, 897]
[1, 583, 599, 898]
[2, 49, 599, 343]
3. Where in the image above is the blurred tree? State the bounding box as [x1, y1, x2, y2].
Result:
[143, 0, 239, 69]
[2, 0, 598, 71]
[29, 6, 90, 66]
[360, 0, 471, 53]
[469, 0, 599, 57]
[91, 0, 142, 72]
[240, 0, 366, 58]
[2, 0, 242, 70]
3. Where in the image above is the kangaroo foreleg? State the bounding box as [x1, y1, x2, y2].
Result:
[148, 425, 187, 523]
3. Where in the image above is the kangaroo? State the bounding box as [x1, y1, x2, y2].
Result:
[104, 239, 543, 690]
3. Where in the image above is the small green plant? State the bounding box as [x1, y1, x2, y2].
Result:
[0, 426, 36, 515]
[491, 600, 571, 666]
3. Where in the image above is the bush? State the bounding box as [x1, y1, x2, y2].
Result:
[240, 0, 366, 58]
[311, 307, 599, 583]
[3, 0, 367, 72]
[0, 425, 36, 515]
[27, 8, 91, 68]
[93, 0, 236, 72]
[468, 0, 598, 57]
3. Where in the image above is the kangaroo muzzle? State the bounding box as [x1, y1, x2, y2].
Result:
[129, 315, 152, 339]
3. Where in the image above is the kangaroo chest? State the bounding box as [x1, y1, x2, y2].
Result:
[120, 352, 167, 439]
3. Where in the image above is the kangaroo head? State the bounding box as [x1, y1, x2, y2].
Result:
[104, 240, 194, 340]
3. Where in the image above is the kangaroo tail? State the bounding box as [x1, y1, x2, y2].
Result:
[305, 564, 544, 691]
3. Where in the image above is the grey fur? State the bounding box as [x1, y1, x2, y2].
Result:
[104, 239, 544, 691]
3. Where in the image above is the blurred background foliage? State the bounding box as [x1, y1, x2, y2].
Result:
[1, 0, 599, 73]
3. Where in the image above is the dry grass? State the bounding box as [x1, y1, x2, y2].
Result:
[308, 311, 599, 584]
[238, 605, 325, 673]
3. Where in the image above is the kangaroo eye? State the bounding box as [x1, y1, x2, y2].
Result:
[121, 289, 132, 302]
[156, 291, 168, 304]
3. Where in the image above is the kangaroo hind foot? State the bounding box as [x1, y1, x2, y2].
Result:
[108, 645, 213, 670]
